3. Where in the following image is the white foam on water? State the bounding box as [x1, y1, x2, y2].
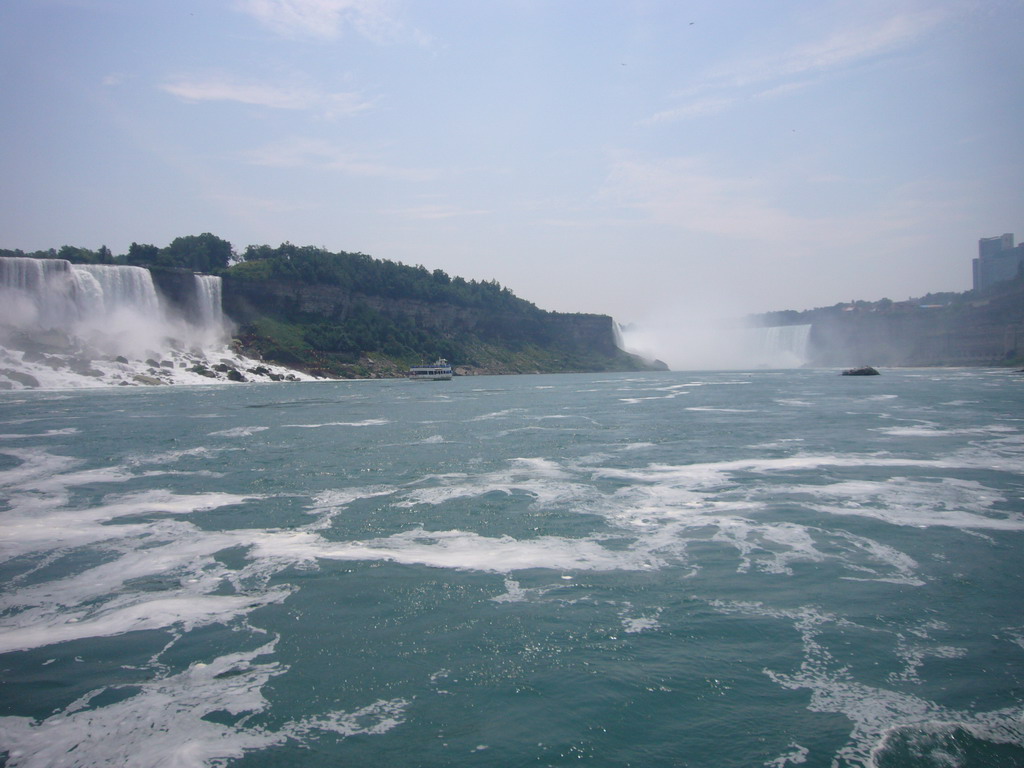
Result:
[395, 458, 593, 513]
[492, 577, 530, 603]
[0, 428, 79, 439]
[250, 526, 665, 574]
[750, 438, 806, 450]
[0, 588, 290, 655]
[0, 641, 409, 768]
[126, 446, 228, 467]
[471, 408, 526, 421]
[619, 382, 691, 404]
[764, 743, 809, 767]
[1, 487, 254, 559]
[208, 426, 270, 438]
[304, 486, 396, 529]
[871, 720, 1024, 768]
[685, 406, 757, 412]
[876, 423, 1018, 438]
[619, 604, 662, 634]
[888, 636, 967, 685]
[281, 418, 390, 428]
[619, 442, 656, 451]
[711, 601, 1024, 768]
[774, 477, 1024, 530]
[372, 452, 948, 583]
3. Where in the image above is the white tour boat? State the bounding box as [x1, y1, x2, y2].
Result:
[408, 358, 453, 381]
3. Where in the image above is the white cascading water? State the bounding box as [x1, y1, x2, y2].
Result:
[747, 324, 812, 368]
[193, 274, 224, 330]
[0, 257, 306, 388]
[618, 319, 813, 370]
[75, 263, 163, 321]
[0, 257, 229, 352]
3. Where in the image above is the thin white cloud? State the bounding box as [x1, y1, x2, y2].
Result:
[596, 155, 824, 243]
[642, 97, 735, 126]
[751, 79, 816, 102]
[246, 137, 436, 181]
[594, 152, 968, 267]
[161, 74, 372, 116]
[711, 7, 948, 88]
[648, 6, 949, 124]
[234, 0, 399, 42]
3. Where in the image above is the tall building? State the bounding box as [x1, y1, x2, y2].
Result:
[973, 233, 1024, 291]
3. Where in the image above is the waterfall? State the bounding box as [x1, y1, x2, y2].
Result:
[193, 275, 224, 330]
[613, 322, 626, 350]
[76, 263, 162, 320]
[0, 257, 305, 388]
[0, 258, 163, 331]
[0, 256, 90, 329]
[747, 324, 812, 368]
[0, 256, 229, 357]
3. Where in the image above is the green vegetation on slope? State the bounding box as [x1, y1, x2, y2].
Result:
[216, 241, 652, 377]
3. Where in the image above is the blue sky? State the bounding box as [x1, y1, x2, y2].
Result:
[2, 0, 1021, 332]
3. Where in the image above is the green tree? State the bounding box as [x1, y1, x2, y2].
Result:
[159, 233, 233, 273]
[127, 242, 160, 266]
[57, 245, 99, 264]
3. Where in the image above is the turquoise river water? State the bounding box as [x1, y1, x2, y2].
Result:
[1, 369, 1023, 767]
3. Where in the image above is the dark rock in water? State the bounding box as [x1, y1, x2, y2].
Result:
[213, 363, 231, 373]
[132, 374, 164, 385]
[842, 366, 880, 376]
[24, 349, 65, 369]
[226, 368, 246, 382]
[160, 360, 175, 368]
[114, 356, 129, 364]
[2, 369, 40, 388]
[71, 360, 102, 377]
[73, 365, 104, 377]
[145, 359, 160, 368]
[189, 364, 217, 378]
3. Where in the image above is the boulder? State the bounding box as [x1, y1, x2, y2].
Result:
[2, 369, 40, 388]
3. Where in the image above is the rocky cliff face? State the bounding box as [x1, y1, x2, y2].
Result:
[221, 275, 653, 375]
[798, 281, 1024, 367]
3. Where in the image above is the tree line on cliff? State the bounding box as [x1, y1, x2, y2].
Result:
[1, 234, 531, 313]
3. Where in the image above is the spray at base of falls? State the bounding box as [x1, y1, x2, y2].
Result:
[0, 257, 313, 389]
[619, 318, 812, 371]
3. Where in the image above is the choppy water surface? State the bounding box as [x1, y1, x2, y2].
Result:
[1, 369, 1023, 767]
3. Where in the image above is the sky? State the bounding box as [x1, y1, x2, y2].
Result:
[1, 0, 1022, 342]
